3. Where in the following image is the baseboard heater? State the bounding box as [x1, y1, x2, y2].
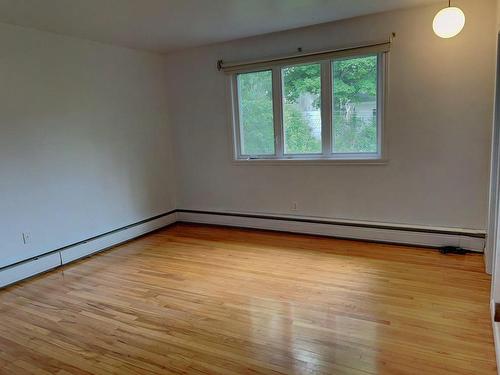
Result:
[176, 209, 485, 252]
[0, 211, 178, 288]
[0, 209, 485, 289]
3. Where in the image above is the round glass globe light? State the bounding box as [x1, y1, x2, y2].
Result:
[433, 6, 465, 38]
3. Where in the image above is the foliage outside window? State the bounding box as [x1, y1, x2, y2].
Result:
[333, 56, 378, 153]
[282, 63, 322, 154]
[234, 53, 384, 161]
[237, 70, 275, 155]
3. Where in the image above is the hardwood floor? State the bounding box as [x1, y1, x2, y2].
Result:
[0, 223, 496, 374]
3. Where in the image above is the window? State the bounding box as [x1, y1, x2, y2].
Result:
[282, 63, 322, 155]
[231, 52, 386, 161]
[332, 55, 378, 154]
[237, 70, 275, 156]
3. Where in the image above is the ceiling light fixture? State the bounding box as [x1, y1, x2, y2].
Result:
[433, 0, 465, 38]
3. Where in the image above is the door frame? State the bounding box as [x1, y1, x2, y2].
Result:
[487, 33, 500, 279]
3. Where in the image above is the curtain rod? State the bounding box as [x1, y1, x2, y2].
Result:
[217, 32, 396, 72]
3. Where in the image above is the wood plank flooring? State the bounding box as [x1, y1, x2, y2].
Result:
[0, 223, 496, 374]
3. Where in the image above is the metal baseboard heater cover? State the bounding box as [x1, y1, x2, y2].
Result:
[0, 208, 485, 289]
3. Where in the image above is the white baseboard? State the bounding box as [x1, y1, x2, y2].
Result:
[177, 210, 486, 252]
[0, 211, 177, 289]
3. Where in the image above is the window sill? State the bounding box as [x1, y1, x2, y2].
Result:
[232, 157, 388, 166]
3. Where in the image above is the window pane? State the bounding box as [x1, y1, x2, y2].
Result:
[237, 70, 275, 155]
[332, 55, 378, 153]
[282, 63, 322, 154]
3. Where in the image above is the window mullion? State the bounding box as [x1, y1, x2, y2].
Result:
[321, 61, 332, 155]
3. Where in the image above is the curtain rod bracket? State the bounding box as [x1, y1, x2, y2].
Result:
[217, 60, 223, 71]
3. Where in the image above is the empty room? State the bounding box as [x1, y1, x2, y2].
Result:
[3, 0, 500, 374]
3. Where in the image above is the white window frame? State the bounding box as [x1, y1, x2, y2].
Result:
[229, 51, 388, 164]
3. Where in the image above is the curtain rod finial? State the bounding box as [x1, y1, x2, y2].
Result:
[217, 60, 223, 71]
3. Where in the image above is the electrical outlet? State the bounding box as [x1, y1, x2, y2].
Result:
[291, 202, 298, 211]
[22, 232, 31, 244]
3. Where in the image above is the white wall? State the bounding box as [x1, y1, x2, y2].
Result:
[166, 0, 496, 232]
[0, 1, 495, 271]
[0, 23, 176, 268]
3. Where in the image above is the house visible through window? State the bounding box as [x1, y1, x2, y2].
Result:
[232, 52, 385, 161]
